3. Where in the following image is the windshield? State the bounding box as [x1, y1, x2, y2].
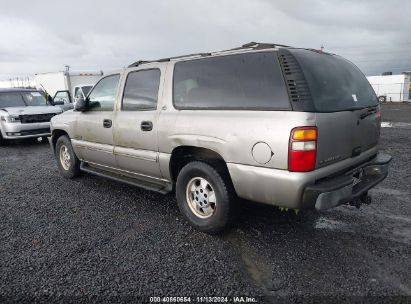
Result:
[22, 92, 48, 106]
[289, 49, 378, 112]
[0, 91, 47, 108]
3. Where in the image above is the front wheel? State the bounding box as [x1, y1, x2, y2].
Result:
[55, 135, 81, 179]
[0, 132, 6, 146]
[176, 161, 236, 234]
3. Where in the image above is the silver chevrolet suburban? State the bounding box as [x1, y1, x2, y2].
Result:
[0, 88, 62, 145]
[49, 42, 391, 233]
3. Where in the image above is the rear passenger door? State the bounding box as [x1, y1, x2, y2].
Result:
[113, 66, 164, 179]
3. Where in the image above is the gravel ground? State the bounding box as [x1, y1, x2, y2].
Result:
[0, 105, 410, 303]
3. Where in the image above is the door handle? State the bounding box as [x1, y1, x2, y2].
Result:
[141, 121, 153, 131]
[103, 119, 112, 128]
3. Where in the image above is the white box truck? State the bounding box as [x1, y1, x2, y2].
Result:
[34, 71, 103, 106]
[367, 73, 411, 102]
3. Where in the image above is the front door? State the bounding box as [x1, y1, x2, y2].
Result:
[113, 68, 163, 179]
[53, 90, 73, 111]
[73, 74, 121, 167]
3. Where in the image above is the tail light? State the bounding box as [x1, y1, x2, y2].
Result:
[376, 105, 382, 119]
[376, 111, 381, 119]
[288, 127, 317, 172]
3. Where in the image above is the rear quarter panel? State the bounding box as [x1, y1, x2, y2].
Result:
[158, 61, 316, 171]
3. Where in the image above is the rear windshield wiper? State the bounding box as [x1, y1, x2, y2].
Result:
[346, 106, 366, 111]
[360, 107, 378, 119]
[346, 104, 378, 111]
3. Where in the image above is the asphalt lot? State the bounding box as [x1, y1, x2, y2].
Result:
[0, 104, 410, 302]
[381, 103, 411, 124]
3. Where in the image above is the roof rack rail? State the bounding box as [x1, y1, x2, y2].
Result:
[241, 41, 291, 49]
[128, 60, 150, 67]
[128, 42, 290, 67]
[209, 42, 289, 56]
[128, 52, 212, 68]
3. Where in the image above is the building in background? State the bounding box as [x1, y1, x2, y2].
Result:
[367, 72, 411, 102]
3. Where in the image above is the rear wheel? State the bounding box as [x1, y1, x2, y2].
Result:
[176, 161, 236, 234]
[55, 135, 81, 179]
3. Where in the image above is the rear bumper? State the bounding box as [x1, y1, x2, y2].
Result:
[303, 153, 392, 210]
[227, 149, 390, 210]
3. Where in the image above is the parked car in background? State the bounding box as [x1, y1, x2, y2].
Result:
[35, 70, 103, 110]
[49, 42, 391, 233]
[0, 88, 62, 145]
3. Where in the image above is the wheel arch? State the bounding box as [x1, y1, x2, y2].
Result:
[169, 145, 235, 191]
[51, 129, 70, 151]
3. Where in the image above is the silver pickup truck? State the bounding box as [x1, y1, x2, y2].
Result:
[49, 42, 391, 233]
[0, 88, 62, 144]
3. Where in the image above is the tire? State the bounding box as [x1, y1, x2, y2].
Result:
[176, 161, 236, 234]
[0, 132, 6, 146]
[55, 135, 81, 179]
[378, 96, 386, 103]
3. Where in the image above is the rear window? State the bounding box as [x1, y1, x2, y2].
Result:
[289, 49, 378, 112]
[173, 52, 290, 110]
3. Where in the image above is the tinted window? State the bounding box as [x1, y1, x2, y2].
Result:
[289, 49, 378, 112]
[173, 52, 290, 109]
[87, 74, 120, 111]
[82, 86, 93, 96]
[122, 69, 160, 111]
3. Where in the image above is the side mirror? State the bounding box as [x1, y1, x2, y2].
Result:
[74, 96, 87, 112]
[53, 100, 65, 106]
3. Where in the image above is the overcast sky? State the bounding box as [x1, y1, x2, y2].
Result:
[0, 0, 410, 80]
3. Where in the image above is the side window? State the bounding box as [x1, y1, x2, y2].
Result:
[53, 91, 71, 104]
[74, 87, 83, 99]
[173, 52, 290, 110]
[122, 69, 160, 111]
[87, 74, 120, 111]
[82, 86, 93, 97]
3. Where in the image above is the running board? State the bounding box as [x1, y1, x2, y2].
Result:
[80, 163, 171, 194]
